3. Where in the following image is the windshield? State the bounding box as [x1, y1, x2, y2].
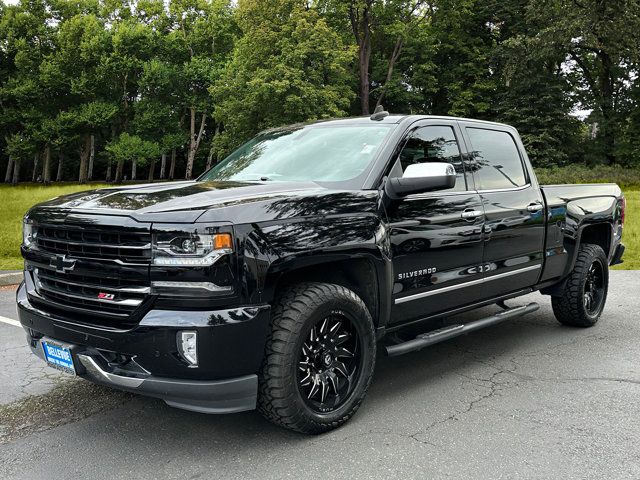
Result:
[199, 124, 394, 186]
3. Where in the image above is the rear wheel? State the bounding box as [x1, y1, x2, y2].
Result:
[552, 243, 609, 327]
[258, 282, 376, 434]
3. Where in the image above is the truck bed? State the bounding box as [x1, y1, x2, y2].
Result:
[539, 183, 623, 282]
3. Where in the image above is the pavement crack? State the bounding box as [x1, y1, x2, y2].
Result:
[410, 367, 510, 444]
[574, 377, 640, 385]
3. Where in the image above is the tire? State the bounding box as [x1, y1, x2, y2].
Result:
[552, 243, 609, 327]
[258, 282, 376, 434]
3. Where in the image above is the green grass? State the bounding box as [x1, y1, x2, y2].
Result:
[614, 188, 639, 270]
[0, 184, 109, 270]
[0, 181, 638, 270]
[535, 165, 640, 189]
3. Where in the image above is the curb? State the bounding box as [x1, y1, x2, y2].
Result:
[0, 272, 23, 287]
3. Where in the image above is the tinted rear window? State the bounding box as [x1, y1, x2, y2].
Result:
[466, 128, 527, 190]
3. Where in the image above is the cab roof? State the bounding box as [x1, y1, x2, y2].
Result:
[281, 114, 513, 129]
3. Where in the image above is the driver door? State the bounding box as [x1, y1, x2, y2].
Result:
[387, 121, 486, 325]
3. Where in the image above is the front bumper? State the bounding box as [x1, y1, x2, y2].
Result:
[17, 282, 271, 414]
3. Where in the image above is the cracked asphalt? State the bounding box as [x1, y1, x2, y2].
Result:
[1, 271, 639, 479]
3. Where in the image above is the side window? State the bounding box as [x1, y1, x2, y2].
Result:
[466, 128, 527, 190]
[398, 126, 467, 191]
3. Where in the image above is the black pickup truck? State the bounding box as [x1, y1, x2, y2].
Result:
[17, 112, 625, 434]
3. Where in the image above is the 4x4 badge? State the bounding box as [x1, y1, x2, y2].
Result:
[50, 254, 76, 273]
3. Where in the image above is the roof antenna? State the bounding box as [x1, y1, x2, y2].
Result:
[370, 105, 389, 121]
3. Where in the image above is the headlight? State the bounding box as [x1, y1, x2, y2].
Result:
[23, 218, 35, 248]
[152, 227, 233, 266]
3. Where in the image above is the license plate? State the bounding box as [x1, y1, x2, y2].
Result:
[42, 341, 76, 375]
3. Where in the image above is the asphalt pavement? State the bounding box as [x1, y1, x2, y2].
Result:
[1, 271, 639, 479]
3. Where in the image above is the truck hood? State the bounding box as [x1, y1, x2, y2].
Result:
[30, 180, 379, 224]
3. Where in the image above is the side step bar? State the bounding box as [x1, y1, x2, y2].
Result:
[385, 302, 540, 357]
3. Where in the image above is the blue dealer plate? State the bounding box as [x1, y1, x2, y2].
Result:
[42, 341, 76, 375]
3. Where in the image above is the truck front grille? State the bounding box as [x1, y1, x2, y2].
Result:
[26, 222, 152, 327]
[33, 268, 149, 318]
[36, 224, 151, 263]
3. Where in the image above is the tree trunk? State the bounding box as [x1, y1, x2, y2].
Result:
[598, 50, 615, 165]
[56, 152, 64, 181]
[32, 152, 39, 182]
[148, 159, 155, 182]
[42, 145, 51, 183]
[78, 134, 91, 183]
[106, 160, 112, 182]
[131, 159, 137, 180]
[169, 148, 176, 180]
[206, 146, 214, 171]
[115, 160, 124, 183]
[205, 124, 219, 171]
[87, 134, 95, 180]
[12, 159, 20, 185]
[4, 157, 14, 183]
[375, 37, 403, 111]
[349, 2, 373, 115]
[358, 36, 371, 115]
[159, 153, 167, 179]
[186, 108, 206, 180]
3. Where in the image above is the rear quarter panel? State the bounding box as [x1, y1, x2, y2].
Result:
[540, 184, 623, 281]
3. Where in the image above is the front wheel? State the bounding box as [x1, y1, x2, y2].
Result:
[258, 282, 376, 434]
[552, 243, 609, 327]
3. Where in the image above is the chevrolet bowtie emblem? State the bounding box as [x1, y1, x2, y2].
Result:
[50, 254, 76, 273]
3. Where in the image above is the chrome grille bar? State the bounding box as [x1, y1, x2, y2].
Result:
[35, 224, 151, 263]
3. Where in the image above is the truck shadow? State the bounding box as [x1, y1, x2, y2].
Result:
[2, 295, 595, 456]
[98, 296, 582, 443]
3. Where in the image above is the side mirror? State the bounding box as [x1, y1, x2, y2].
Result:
[385, 162, 456, 199]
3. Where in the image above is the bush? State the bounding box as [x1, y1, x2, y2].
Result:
[535, 165, 640, 188]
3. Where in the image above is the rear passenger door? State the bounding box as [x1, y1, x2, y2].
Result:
[460, 122, 545, 297]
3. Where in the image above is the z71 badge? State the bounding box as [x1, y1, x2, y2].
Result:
[397, 267, 437, 281]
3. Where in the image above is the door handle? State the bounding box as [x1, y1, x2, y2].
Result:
[527, 202, 544, 213]
[461, 209, 483, 220]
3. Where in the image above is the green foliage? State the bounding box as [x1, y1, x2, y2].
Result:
[210, 0, 354, 154]
[1, 0, 640, 182]
[5, 132, 35, 162]
[526, 0, 640, 166]
[105, 133, 160, 166]
[535, 165, 640, 189]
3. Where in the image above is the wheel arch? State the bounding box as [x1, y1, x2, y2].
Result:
[542, 222, 614, 297]
[262, 255, 392, 330]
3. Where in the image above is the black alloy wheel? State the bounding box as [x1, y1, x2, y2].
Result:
[258, 282, 376, 434]
[552, 243, 609, 327]
[297, 313, 362, 414]
[583, 260, 605, 316]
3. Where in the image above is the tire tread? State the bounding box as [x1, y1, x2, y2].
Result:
[551, 243, 608, 327]
[258, 282, 375, 434]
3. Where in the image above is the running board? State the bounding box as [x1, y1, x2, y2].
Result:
[385, 302, 540, 357]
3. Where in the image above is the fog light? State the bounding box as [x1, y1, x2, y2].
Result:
[177, 331, 198, 367]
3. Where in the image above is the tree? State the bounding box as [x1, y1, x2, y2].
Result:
[5, 132, 36, 184]
[166, 0, 235, 179]
[211, 0, 354, 155]
[105, 133, 160, 180]
[321, 0, 435, 115]
[531, 0, 640, 164]
[488, 0, 583, 167]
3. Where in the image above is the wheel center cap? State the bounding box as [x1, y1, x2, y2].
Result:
[323, 353, 333, 366]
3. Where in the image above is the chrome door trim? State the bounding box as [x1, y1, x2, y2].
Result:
[394, 264, 541, 304]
